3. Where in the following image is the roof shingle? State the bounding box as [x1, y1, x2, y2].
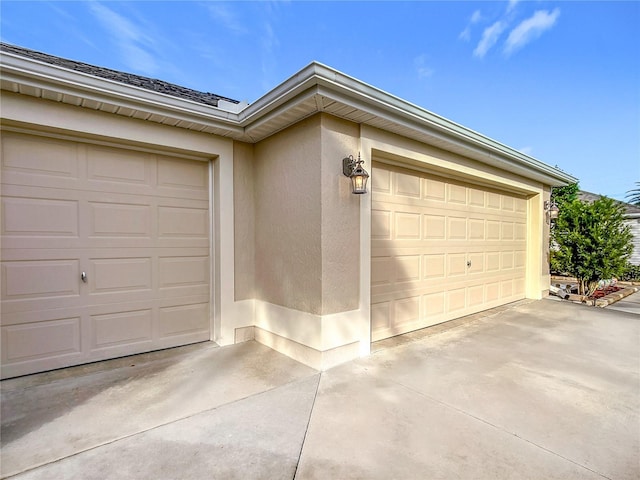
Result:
[0, 42, 239, 108]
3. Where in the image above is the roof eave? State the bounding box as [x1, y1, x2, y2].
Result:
[1, 53, 576, 187]
[239, 61, 577, 187]
[1, 51, 245, 137]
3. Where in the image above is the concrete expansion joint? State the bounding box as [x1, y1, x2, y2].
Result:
[2, 373, 322, 480]
[387, 378, 613, 480]
[293, 372, 322, 480]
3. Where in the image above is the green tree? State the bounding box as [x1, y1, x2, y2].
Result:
[549, 183, 579, 275]
[626, 182, 640, 206]
[554, 197, 633, 296]
[551, 182, 579, 208]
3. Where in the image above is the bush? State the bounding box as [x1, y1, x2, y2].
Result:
[553, 197, 633, 295]
[620, 263, 640, 282]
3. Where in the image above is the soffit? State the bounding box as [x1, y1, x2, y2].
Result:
[0, 52, 576, 187]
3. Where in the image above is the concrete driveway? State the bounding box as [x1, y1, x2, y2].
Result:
[1, 297, 638, 480]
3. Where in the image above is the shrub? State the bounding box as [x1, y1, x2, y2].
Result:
[620, 263, 640, 282]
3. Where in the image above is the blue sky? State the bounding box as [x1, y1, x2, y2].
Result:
[2, 1, 638, 200]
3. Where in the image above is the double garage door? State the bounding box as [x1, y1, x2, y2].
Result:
[1, 132, 211, 379]
[371, 162, 527, 342]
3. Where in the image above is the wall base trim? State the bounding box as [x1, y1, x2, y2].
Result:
[252, 326, 360, 371]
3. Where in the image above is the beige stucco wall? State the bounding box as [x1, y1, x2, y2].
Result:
[232, 113, 368, 369]
[253, 115, 324, 313]
[249, 113, 362, 315]
[318, 114, 361, 314]
[233, 141, 256, 300]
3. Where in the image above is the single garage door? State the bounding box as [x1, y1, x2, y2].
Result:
[371, 162, 527, 342]
[1, 132, 211, 379]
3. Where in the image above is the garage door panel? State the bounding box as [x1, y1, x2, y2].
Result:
[2, 195, 79, 238]
[87, 146, 152, 186]
[1, 132, 212, 378]
[486, 283, 501, 301]
[91, 309, 153, 350]
[158, 256, 209, 288]
[423, 254, 445, 279]
[1, 133, 80, 184]
[468, 188, 485, 207]
[447, 254, 467, 276]
[1, 317, 82, 363]
[446, 288, 467, 312]
[393, 212, 420, 240]
[424, 214, 446, 239]
[158, 302, 209, 337]
[468, 285, 485, 307]
[468, 219, 485, 240]
[487, 192, 501, 209]
[394, 171, 421, 198]
[371, 256, 393, 286]
[447, 184, 467, 204]
[371, 210, 391, 239]
[501, 280, 514, 298]
[158, 206, 208, 238]
[424, 291, 445, 316]
[501, 196, 515, 211]
[157, 156, 208, 192]
[372, 162, 527, 341]
[89, 202, 151, 238]
[2, 259, 80, 300]
[515, 223, 527, 240]
[424, 177, 446, 201]
[90, 257, 152, 293]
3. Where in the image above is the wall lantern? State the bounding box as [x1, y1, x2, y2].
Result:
[342, 153, 370, 194]
[544, 200, 559, 224]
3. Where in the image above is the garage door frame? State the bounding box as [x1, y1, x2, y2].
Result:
[369, 155, 535, 342]
[0, 127, 218, 378]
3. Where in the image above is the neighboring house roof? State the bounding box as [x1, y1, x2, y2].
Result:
[0, 42, 577, 187]
[0, 43, 239, 108]
[578, 191, 640, 218]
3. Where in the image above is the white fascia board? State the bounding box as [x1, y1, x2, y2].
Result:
[1, 52, 577, 187]
[241, 61, 577, 186]
[0, 52, 244, 136]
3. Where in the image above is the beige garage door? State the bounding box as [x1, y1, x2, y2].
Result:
[371, 162, 527, 342]
[1, 132, 211, 379]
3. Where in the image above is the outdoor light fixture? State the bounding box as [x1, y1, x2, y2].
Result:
[342, 153, 370, 194]
[544, 200, 559, 224]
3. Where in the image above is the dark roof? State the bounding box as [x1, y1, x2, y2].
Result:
[0, 42, 239, 108]
[578, 190, 640, 215]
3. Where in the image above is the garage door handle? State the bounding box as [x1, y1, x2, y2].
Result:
[81, 272, 87, 283]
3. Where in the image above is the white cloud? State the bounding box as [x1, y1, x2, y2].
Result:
[459, 10, 482, 41]
[507, 0, 520, 13]
[88, 2, 159, 75]
[414, 55, 434, 79]
[204, 3, 248, 35]
[89, 3, 152, 46]
[121, 44, 158, 76]
[504, 8, 560, 56]
[474, 21, 507, 58]
[260, 17, 280, 92]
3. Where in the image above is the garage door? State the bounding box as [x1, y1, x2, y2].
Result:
[1, 132, 211, 378]
[371, 162, 527, 342]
